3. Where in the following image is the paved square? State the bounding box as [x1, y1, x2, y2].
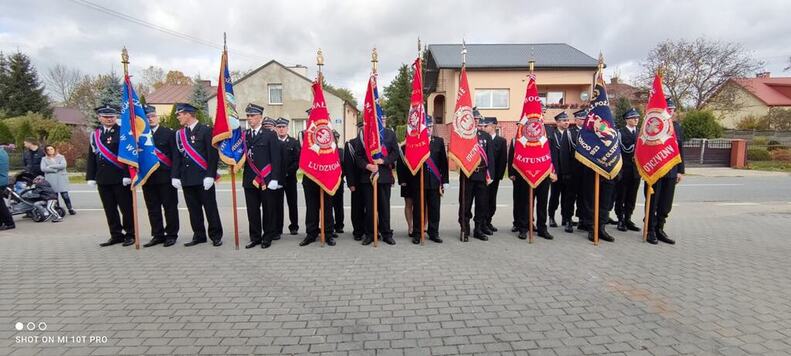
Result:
[2, 173, 791, 355]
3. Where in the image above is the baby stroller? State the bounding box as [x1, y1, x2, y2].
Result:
[4, 172, 65, 222]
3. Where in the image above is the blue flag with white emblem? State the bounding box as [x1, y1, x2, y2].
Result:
[574, 67, 622, 179]
[118, 75, 159, 187]
[211, 48, 246, 170]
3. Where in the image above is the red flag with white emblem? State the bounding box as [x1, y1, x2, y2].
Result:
[512, 73, 554, 188]
[299, 80, 343, 195]
[448, 66, 481, 176]
[634, 73, 681, 186]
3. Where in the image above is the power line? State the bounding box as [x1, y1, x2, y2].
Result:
[68, 0, 268, 63]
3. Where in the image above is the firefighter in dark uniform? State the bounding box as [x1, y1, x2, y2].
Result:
[331, 130, 345, 235]
[242, 105, 282, 249]
[645, 98, 685, 245]
[548, 112, 577, 234]
[458, 109, 496, 241]
[570, 108, 588, 231]
[483, 117, 507, 233]
[171, 103, 223, 247]
[344, 122, 366, 241]
[87, 105, 134, 247]
[141, 105, 180, 247]
[408, 115, 448, 244]
[355, 118, 399, 246]
[274, 117, 300, 237]
[615, 108, 642, 233]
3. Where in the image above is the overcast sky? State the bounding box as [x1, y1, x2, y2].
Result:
[1, 0, 789, 104]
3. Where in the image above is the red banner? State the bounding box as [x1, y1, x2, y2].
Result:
[512, 74, 554, 188]
[362, 73, 384, 163]
[403, 56, 430, 174]
[448, 66, 481, 177]
[635, 73, 682, 186]
[299, 80, 343, 195]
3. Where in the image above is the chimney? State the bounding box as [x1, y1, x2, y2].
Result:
[288, 65, 309, 78]
[610, 76, 620, 84]
[756, 72, 771, 78]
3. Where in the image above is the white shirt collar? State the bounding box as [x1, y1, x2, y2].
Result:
[188, 121, 198, 131]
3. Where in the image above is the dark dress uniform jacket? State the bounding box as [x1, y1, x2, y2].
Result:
[344, 138, 364, 188]
[549, 127, 576, 178]
[87, 124, 129, 185]
[491, 135, 508, 181]
[667, 121, 685, 178]
[354, 128, 399, 184]
[467, 131, 496, 182]
[243, 128, 282, 189]
[172, 123, 219, 187]
[145, 126, 177, 185]
[423, 136, 449, 189]
[279, 136, 300, 181]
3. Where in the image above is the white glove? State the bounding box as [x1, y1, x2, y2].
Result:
[171, 179, 182, 190]
[122, 178, 132, 186]
[443, 183, 450, 191]
[203, 177, 214, 190]
[87, 180, 97, 187]
[267, 180, 279, 190]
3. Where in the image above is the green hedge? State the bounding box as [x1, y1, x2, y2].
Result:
[682, 110, 723, 139]
[747, 148, 771, 161]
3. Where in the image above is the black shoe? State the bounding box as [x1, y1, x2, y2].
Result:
[362, 237, 373, 245]
[647, 231, 658, 245]
[412, 237, 420, 244]
[331, 232, 338, 238]
[538, 231, 554, 240]
[517, 232, 527, 240]
[429, 236, 443, 243]
[564, 222, 574, 233]
[480, 226, 493, 236]
[408, 231, 418, 238]
[272, 235, 281, 241]
[99, 238, 123, 247]
[353, 235, 363, 241]
[335, 228, 344, 234]
[68, 209, 76, 215]
[607, 217, 618, 225]
[143, 238, 164, 248]
[212, 240, 222, 247]
[184, 240, 206, 247]
[473, 230, 488, 241]
[245, 241, 261, 249]
[261, 241, 271, 249]
[383, 236, 396, 245]
[511, 225, 519, 232]
[549, 217, 558, 228]
[289, 229, 299, 235]
[617, 221, 627, 232]
[299, 237, 315, 247]
[163, 239, 176, 247]
[488, 224, 498, 232]
[577, 224, 590, 232]
[122, 238, 135, 247]
[326, 237, 336, 246]
[600, 230, 615, 242]
[656, 229, 675, 244]
[625, 220, 641, 232]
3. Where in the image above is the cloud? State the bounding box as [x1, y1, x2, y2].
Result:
[1, 0, 789, 103]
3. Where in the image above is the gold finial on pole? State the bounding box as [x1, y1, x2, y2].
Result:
[223, 32, 227, 52]
[121, 47, 129, 75]
[461, 40, 467, 65]
[316, 48, 325, 82]
[371, 47, 379, 73]
[529, 59, 535, 73]
[597, 52, 605, 71]
[418, 37, 422, 57]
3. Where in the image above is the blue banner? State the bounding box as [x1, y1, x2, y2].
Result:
[212, 50, 246, 169]
[119, 76, 159, 187]
[574, 70, 622, 179]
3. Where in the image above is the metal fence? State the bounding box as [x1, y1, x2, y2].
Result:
[683, 139, 732, 166]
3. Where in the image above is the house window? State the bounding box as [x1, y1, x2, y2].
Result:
[474, 89, 509, 109]
[290, 119, 306, 138]
[539, 91, 565, 106]
[268, 83, 283, 105]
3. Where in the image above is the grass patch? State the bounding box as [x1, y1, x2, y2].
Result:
[745, 160, 791, 172]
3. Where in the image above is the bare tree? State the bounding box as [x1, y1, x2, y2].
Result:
[137, 65, 165, 95]
[44, 64, 82, 105]
[640, 38, 764, 110]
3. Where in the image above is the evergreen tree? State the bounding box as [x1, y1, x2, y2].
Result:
[15, 119, 33, 148]
[381, 64, 412, 127]
[90, 73, 122, 127]
[0, 120, 14, 144]
[0, 53, 9, 115]
[189, 81, 213, 125]
[611, 96, 635, 129]
[1, 52, 50, 117]
[161, 104, 180, 130]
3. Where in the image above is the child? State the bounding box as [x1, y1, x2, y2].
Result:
[31, 176, 62, 223]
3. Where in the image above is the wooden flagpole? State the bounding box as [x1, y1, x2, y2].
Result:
[528, 186, 534, 243]
[418, 38, 426, 246]
[593, 174, 600, 246]
[224, 36, 241, 251]
[372, 48, 379, 248]
[643, 185, 653, 242]
[317, 48, 326, 247]
[121, 48, 141, 250]
[459, 41, 469, 243]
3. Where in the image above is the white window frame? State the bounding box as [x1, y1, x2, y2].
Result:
[474, 89, 509, 109]
[268, 83, 283, 105]
[539, 90, 565, 106]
